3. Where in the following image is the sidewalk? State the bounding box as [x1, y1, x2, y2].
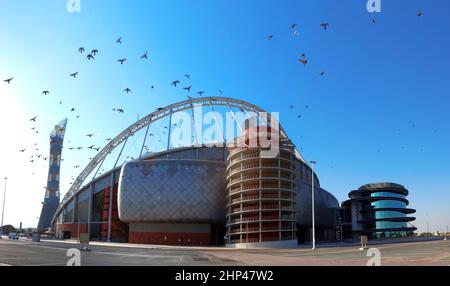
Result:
[39, 236, 444, 251]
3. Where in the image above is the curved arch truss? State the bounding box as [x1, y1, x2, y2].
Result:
[52, 97, 305, 225]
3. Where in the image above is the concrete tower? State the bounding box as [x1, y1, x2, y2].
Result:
[37, 119, 68, 233]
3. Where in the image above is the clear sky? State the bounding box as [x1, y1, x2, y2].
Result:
[0, 0, 449, 232]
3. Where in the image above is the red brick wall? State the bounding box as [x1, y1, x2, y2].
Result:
[129, 232, 210, 246]
[57, 223, 88, 238]
[101, 185, 128, 241]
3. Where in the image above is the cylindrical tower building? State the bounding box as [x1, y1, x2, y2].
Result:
[37, 118, 67, 233]
[225, 122, 297, 248]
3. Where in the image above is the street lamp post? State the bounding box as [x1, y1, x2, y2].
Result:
[0, 177, 7, 238]
[310, 161, 317, 251]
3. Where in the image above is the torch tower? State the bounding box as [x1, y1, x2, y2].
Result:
[37, 119, 68, 233]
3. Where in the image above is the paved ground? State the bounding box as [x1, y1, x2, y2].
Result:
[0, 237, 449, 266]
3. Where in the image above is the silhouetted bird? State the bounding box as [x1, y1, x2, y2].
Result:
[69, 72, 78, 78]
[116, 37, 122, 44]
[117, 58, 127, 64]
[78, 47, 85, 53]
[299, 58, 308, 66]
[319, 71, 325, 76]
[4, 78, 13, 84]
[267, 35, 273, 40]
[91, 49, 99, 55]
[417, 10, 423, 17]
[185, 74, 191, 80]
[123, 88, 132, 93]
[70, 108, 76, 112]
[320, 22, 329, 30]
[30, 116, 37, 122]
[183, 86, 192, 92]
[290, 23, 297, 30]
[19, 149, 26, 153]
[42, 90, 50, 95]
[172, 80, 180, 87]
[86, 54, 94, 60]
[86, 134, 94, 138]
[141, 51, 148, 59]
[197, 91, 205, 96]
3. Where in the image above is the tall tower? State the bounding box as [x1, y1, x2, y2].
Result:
[37, 119, 68, 233]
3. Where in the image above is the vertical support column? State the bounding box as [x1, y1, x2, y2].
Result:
[107, 172, 115, 242]
[72, 195, 78, 224]
[167, 109, 173, 151]
[139, 123, 151, 159]
[107, 137, 128, 242]
[87, 183, 94, 239]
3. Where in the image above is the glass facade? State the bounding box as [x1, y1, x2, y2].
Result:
[344, 183, 416, 240]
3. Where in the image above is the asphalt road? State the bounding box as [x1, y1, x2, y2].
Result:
[0, 237, 449, 266]
[0, 238, 243, 266]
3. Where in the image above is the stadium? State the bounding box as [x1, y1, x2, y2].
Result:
[49, 97, 340, 247]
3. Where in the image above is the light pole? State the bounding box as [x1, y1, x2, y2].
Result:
[0, 177, 7, 238]
[310, 161, 317, 251]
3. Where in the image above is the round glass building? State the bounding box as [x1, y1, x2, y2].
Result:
[341, 183, 416, 239]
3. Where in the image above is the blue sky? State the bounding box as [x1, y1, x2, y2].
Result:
[0, 0, 449, 232]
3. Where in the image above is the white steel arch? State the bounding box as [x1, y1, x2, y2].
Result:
[52, 97, 306, 225]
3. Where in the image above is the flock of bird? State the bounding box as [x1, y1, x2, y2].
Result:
[2, 8, 428, 182]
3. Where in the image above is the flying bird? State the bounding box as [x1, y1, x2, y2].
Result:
[417, 10, 423, 17]
[86, 134, 94, 138]
[183, 86, 192, 93]
[4, 78, 13, 84]
[123, 88, 132, 93]
[197, 91, 205, 96]
[19, 149, 26, 153]
[320, 22, 329, 30]
[42, 90, 50, 95]
[69, 72, 78, 78]
[185, 74, 191, 80]
[290, 23, 297, 30]
[141, 51, 148, 59]
[86, 54, 95, 60]
[171, 80, 180, 87]
[319, 71, 325, 76]
[117, 58, 127, 64]
[117, 108, 125, 113]
[116, 37, 122, 44]
[267, 35, 274, 40]
[78, 47, 85, 53]
[91, 49, 99, 55]
[299, 58, 308, 66]
[30, 116, 37, 122]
